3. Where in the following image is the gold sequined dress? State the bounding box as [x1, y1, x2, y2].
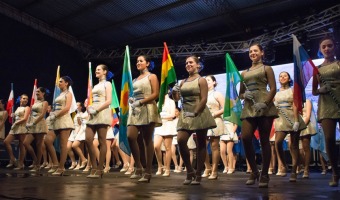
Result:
[9, 107, 28, 134]
[53, 92, 74, 130]
[274, 88, 306, 132]
[127, 74, 162, 126]
[300, 102, 317, 137]
[177, 77, 216, 131]
[28, 101, 47, 134]
[317, 61, 340, 122]
[87, 81, 112, 126]
[207, 90, 225, 136]
[240, 66, 278, 119]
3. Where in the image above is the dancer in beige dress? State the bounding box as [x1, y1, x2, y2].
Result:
[239, 43, 278, 188]
[274, 72, 306, 182]
[172, 55, 216, 185]
[50, 76, 75, 176]
[127, 55, 161, 183]
[0, 99, 8, 140]
[24, 87, 48, 172]
[4, 94, 30, 169]
[85, 64, 112, 178]
[312, 36, 340, 187]
[202, 75, 225, 180]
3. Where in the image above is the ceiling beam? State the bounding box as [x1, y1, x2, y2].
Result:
[85, 4, 340, 59]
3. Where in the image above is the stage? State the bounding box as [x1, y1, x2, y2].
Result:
[0, 167, 339, 200]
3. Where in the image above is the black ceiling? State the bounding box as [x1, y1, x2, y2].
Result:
[1, 0, 339, 50]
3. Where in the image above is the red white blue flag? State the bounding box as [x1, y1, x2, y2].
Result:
[292, 34, 319, 113]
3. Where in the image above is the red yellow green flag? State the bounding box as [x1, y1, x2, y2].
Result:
[158, 42, 177, 112]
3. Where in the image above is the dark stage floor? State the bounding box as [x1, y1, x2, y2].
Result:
[0, 167, 339, 200]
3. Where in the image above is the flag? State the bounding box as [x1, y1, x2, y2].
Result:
[111, 79, 120, 126]
[158, 42, 177, 112]
[223, 53, 243, 126]
[292, 34, 319, 113]
[68, 86, 77, 114]
[30, 79, 38, 107]
[87, 62, 93, 107]
[119, 45, 133, 155]
[52, 66, 61, 111]
[6, 83, 14, 124]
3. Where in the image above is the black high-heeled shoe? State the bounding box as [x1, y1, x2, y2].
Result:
[246, 171, 259, 185]
[130, 168, 143, 179]
[138, 173, 151, 183]
[259, 174, 270, 188]
[191, 175, 202, 185]
[329, 175, 339, 187]
[183, 172, 196, 185]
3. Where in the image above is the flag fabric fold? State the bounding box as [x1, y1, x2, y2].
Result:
[87, 62, 93, 107]
[52, 66, 61, 111]
[111, 79, 120, 126]
[223, 53, 243, 126]
[68, 86, 77, 114]
[30, 79, 38, 107]
[158, 42, 177, 112]
[119, 45, 134, 155]
[6, 83, 14, 124]
[292, 34, 319, 113]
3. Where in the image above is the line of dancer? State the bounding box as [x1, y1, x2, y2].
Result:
[0, 35, 339, 188]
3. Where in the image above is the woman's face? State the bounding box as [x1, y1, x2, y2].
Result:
[185, 57, 199, 74]
[136, 56, 149, 71]
[320, 39, 335, 59]
[47, 105, 52, 113]
[20, 95, 28, 106]
[36, 89, 44, 99]
[279, 72, 290, 85]
[95, 65, 106, 79]
[205, 76, 215, 90]
[249, 45, 264, 63]
[58, 78, 68, 90]
[175, 109, 180, 117]
[76, 102, 82, 111]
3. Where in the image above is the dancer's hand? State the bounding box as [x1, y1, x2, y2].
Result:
[131, 100, 141, 109]
[49, 113, 56, 121]
[317, 84, 331, 94]
[254, 102, 267, 112]
[293, 122, 300, 132]
[183, 112, 196, 118]
[172, 84, 180, 92]
[244, 91, 254, 100]
[88, 106, 97, 115]
[26, 123, 34, 128]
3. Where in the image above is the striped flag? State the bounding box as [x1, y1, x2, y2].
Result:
[111, 79, 120, 126]
[6, 83, 14, 124]
[30, 79, 38, 107]
[292, 34, 319, 113]
[158, 42, 177, 112]
[87, 62, 93, 107]
[52, 66, 61, 111]
[223, 53, 243, 126]
[119, 45, 133, 155]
